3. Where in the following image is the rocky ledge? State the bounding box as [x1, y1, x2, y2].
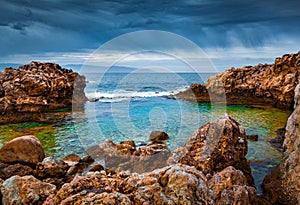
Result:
[0, 116, 268, 204]
[262, 84, 300, 204]
[0, 61, 87, 124]
[176, 52, 300, 109]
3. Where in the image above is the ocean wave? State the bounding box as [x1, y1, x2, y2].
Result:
[86, 87, 188, 102]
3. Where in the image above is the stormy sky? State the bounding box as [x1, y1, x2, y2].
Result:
[0, 0, 300, 71]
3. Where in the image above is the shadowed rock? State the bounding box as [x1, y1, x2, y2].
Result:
[262, 83, 300, 204]
[0, 135, 45, 167]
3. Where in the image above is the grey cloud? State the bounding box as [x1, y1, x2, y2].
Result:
[0, 0, 299, 59]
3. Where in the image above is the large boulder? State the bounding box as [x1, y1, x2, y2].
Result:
[208, 166, 258, 205]
[1, 175, 56, 205]
[176, 52, 300, 109]
[168, 115, 254, 186]
[0, 61, 87, 124]
[0, 135, 45, 167]
[262, 83, 300, 204]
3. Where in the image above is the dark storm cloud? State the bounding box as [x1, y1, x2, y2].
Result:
[0, 0, 299, 62]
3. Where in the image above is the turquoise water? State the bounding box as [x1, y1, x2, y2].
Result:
[0, 71, 291, 193]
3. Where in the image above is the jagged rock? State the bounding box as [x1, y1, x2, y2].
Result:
[262, 83, 300, 204]
[149, 130, 169, 143]
[176, 52, 300, 109]
[247, 134, 258, 141]
[0, 135, 45, 167]
[44, 164, 213, 205]
[66, 155, 94, 176]
[87, 139, 171, 173]
[168, 115, 254, 186]
[44, 164, 259, 205]
[35, 157, 69, 179]
[61, 154, 81, 166]
[1, 175, 56, 205]
[208, 166, 258, 205]
[0, 61, 87, 124]
[0, 162, 33, 180]
[269, 128, 286, 152]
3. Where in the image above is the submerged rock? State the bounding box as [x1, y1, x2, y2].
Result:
[0, 135, 45, 167]
[168, 115, 254, 186]
[1, 175, 56, 205]
[247, 134, 258, 141]
[176, 52, 300, 109]
[149, 130, 169, 143]
[262, 83, 300, 204]
[0, 61, 87, 124]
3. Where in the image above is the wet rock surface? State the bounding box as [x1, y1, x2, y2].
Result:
[0, 61, 87, 124]
[262, 83, 300, 204]
[176, 52, 300, 109]
[0, 116, 261, 204]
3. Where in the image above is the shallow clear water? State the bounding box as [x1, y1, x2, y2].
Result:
[0, 71, 291, 194]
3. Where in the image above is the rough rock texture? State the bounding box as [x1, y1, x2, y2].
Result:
[43, 165, 259, 205]
[262, 83, 300, 204]
[0, 163, 34, 180]
[0, 61, 87, 124]
[35, 157, 70, 179]
[87, 139, 171, 173]
[208, 166, 258, 205]
[1, 175, 56, 205]
[149, 130, 169, 143]
[0, 135, 45, 167]
[176, 52, 300, 109]
[168, 115, 254, 186]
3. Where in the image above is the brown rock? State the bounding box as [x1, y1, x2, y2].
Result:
[168, 115, 254, 186]
[35, 157, 69, 179]
[0, 61, 87, 124]
[0, 162, 34, 180]
[247, 134, 258, 141]
[61, 154, 81, 166]
[149, 130, 169, 143]
[208, 166, 258, 205]
[1, 175, 56, 205]
[87, 139, 171, 173]
[262, 83, 300, 204]
[0, 135, 45, 166]
[176, 52, 300, 109]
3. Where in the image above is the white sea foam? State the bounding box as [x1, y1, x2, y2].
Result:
[86, 87, 188, 102]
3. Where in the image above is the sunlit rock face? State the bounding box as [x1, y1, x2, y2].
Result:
[176, 52, 300, 109]
[0, 61, 87, 124]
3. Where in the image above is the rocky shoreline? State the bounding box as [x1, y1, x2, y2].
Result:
[0, 116, 265, 204]
[0, 61, 87, 124]
[0, 52, 299, 204]
[176, 52, 300, 109]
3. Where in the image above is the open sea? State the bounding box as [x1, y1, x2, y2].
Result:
[0, 70, 291, 194]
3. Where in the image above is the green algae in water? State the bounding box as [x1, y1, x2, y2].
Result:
[0, 122, 57, 156]
[0, 100, 291, 194]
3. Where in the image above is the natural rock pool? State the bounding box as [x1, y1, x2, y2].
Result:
[0, 98, 291, 194]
